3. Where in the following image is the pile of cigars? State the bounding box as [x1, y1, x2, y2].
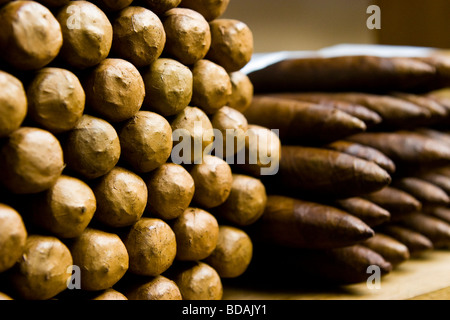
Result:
[236, 53, 450, 288]
[0, 0, 264, 301]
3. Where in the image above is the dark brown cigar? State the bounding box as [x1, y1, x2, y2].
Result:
[417, 172, 450, 195]
[247, 195, 374, 249]
[245, 244, 392, 285]
[247, 55, 437, 93]
[393, 177, 449, 206]
[266, 92, 382, 127]
[378, 225, 434, 255]
[423, 206, 450, 224]
[243, 95, 366, 145]
[416, 128, 450, 146]
[271, 92, 431, 128]
[362, 187, 422, 215]
[361, 233, 410, 266]
[392, 92, 448, 122]
[398, 212, 450, 248]
[325, 140, 396, 174]
[270, 146, 391, 198]
[334, 197, 391, 227]
[347, 131, 450, 166]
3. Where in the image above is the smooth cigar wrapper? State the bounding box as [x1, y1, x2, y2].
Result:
[247, 195, 374, 249]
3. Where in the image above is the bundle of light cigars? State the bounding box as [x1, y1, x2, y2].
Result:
[0, 0, 265, 301]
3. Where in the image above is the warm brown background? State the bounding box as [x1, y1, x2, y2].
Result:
[222, 0, 450, 53]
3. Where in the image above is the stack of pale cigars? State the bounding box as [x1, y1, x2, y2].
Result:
[235, 53, 450, 286]
[0, 0, 269, 300]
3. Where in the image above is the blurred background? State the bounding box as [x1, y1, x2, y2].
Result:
[222, 0, 450, 53]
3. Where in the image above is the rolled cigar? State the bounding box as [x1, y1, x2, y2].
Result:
[180, 0, 229, 21]
[210, 106, 248, 157]
[247, 55, 437, 93]
[206, 19, 254, 72]
[142, 58, 193, 117]
[424, 206, 450, 224]
[168, 261, 223, 300]
[92, 289, 128, 300]
[392, 92, 448, 121]
[0, 1, 62, 70]
[361, 233, 410, 266]
[268, 92, 382, 127]
[214, 174, 267, 227]
[191, 59, 232, 114]
[70, 228, 129, 291]
[0, 127, 65, 194]
[142, 0, 182, 15]
[93, 167, 147, 228]
[189, 155, 233, 209]
[124, 218, 177, 276]
[334, 197, 391, 227]
[170, 106, 214, 164]
[416, 128, 450, 146]
[363, 186, 422, 215]
[118, 111, 173, 173]
[347, 131, 450, 166]
[162, 8, 211, 65]
[393, 177, 449, 206]
[57, 1, 113, 69]
[325, 140, 396, 174]
[418, 170, 450, 195]
[416, 55, 450, 89]
[0, 204, 27, 273]
[243, 96, 367, 145]
[271, 146, 391, 198]
[31, 175, 96, 239]
[84, 58, 145, 123]
[171, 207, 219, 261]
[112, 6, 166, 67]
[228, 71, 254, 113]
[379, 225, 434, 255]
[145, 163, 195, 220]
[0, 71, 27, 138]
[26, 68, 85, 133]
[312, 93, 431, 127]
[8, 235, 73, 300]
[236, 124, 281, 177]
[247, 244, 392, 285]
[204, 225, 253, 278]
[63, 115, 121, 180]
[124, 275, 182, 300]
[247, 195, 374, 249]
[398, 212, 450, 248]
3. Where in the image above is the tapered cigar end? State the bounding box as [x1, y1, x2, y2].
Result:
[380, 225, 434, 254]
[335, 197, 392, 227]
[362, 233, 411, 266]
[357, 223, 376, 241]
[364, 187, 422, 214]
[399, 212, 450, 248]
[356, 160, 393, 194]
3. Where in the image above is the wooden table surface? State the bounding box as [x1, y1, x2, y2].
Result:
[223, 249, 450, 300]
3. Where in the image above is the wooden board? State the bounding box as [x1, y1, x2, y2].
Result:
[223, 249, 450, 300]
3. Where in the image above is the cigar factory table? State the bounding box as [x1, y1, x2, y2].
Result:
[222, 249, 450, 300]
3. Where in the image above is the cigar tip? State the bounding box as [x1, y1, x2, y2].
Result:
[360, 225, 375, 240]
[380, 260, 393, 274]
